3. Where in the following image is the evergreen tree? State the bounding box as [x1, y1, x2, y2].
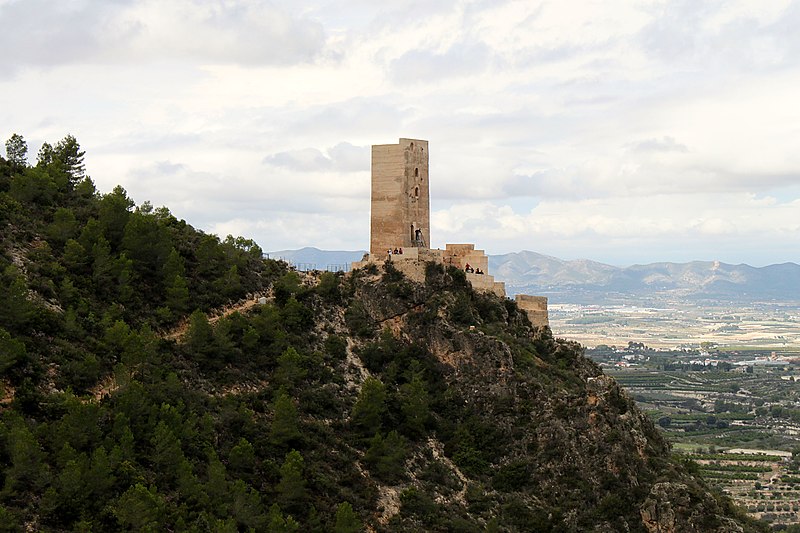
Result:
[74, 175, 97, 200]
[91, 236, 115, 292]
[5, 133, 27, 169]
[277, 450, 306, 514]
[36, 141, 55, 167]
[54, 456, 88, 515]
[98, 185, 134, 248]
[47, 207, 79, 248]
[86, 446, 115, 502]
[0, 266, 34, 333]
[165, 274, 190, 317]
[113, 484, 165, 531]
[281, 296, 312, 333]
[151, 421, 184, 483]
[205, 451, 231, 516]
[10, 167, 56, 204]
[270, 389, 301, 447]
[364, 431, 407, 483]
[267, 503, 300, 533]
[162, 248, 186, 284]
[229, 437, 256, 476]
[186, 310, 214, 364]
[4, 419, 49, 494]
[115, 252, 135, 304]
[334, 501, 362, 533]
[400, 371, 430, 438]
[62, 239, 88, 274]
[274, 346, 307, 391]
[54, 134, 86, 182]
[351, 377, 386, 436]
[273, 271, 302, 306]
[216, 264, 242, 299]
[230, 479, 266, 530]
[0, 327, 26, 375]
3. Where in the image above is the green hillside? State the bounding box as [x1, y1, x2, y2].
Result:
[0, 135, 766, 532]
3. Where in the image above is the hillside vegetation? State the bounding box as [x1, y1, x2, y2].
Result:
[0, 135, 767, 532]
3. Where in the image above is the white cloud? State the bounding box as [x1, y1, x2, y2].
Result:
[1, 0, 799, 266]
[430, 191, 800, 265]
[0, 0, 325, 77]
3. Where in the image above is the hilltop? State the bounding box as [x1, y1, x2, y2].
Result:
[0, 137, 766, 531]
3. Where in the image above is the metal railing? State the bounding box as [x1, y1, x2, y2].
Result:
[270, 258, 350, 273]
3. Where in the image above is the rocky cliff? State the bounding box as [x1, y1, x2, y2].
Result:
[330, 261, 762, 532]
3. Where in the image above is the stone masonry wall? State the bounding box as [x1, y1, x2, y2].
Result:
[370, 138, 429, 256]
[515, 294, 549, 328]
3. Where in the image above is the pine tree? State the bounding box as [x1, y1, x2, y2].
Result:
[91, 237, 115, 293]
[364, 430, 407, 483]
[186, 310, 214, 365]
[271, 390, 301, 447]
[267, 503, 299, 533]
[277, 450, 306, 513]
[400, 372, 430, 438]
[5, 133, 27, 169]
[229, 437, 256, 476]
[351, 377, 386, 436]
[165, 274, 190, 316]
[151, 422, 184, 482]
[334, 501, 361, 533]
[205, 451, 231, 516]
[47, 207, 79, 248]
[54, 134, 86, 182]
[274, 346, 307, 391]
[4, 420, 49, 493]
[113, 484, 164, 530]
[230, 479, 266, 530]
[0, 327, 26, 375]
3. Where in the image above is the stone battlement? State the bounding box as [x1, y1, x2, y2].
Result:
[515, 295, 549, 328]
[352, 246, 506, 298]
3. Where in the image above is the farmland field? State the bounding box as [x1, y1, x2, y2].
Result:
[572, 299, 800, 528]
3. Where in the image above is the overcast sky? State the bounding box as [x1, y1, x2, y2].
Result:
[2, 0, 799, 266]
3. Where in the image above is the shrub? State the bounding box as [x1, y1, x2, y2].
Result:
[400, 487, 438, 521]
[345, 301, 373, 338]
[316, 271, 341, 301]
[382, 261, 404, 283]
[450, 293, 474, 326]
[492, 461, 531, 492]
[324, 334, 347, 361]
[365, 431, 407, 483]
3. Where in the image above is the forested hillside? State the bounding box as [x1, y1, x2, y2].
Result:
[0, 135, 766, 532]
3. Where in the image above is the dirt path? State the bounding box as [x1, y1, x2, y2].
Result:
[84, 293, 270, 402]
[163, 292, 270, 342]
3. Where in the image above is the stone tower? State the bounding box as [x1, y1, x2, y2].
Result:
[370, 138, 430, 257]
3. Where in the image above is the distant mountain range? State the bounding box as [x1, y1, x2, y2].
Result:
[267, 247, 366, 268]
[268, 247, 800, 303]
[489, 251, 800, 303]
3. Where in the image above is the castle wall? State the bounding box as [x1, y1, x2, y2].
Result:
[466, 272, 506, 297]
[443, 244, 489, 274]
[370, 138, 429, 256]
[516, 294, 549, 328]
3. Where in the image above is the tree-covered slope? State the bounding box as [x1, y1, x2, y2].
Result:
[0, 136, 765, 532]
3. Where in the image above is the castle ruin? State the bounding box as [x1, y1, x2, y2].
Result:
[370, 139, 430, 256]
[353, 138, 549, 328]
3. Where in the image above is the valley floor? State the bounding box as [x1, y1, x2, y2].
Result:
[551, 299, 800, 351]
